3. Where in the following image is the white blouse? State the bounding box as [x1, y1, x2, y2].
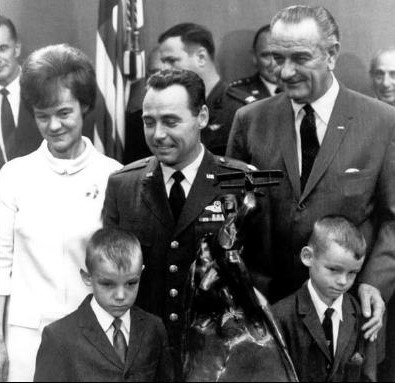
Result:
[0, 137, 122, 329]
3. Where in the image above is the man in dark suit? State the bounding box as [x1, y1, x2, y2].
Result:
[103, 69, 271, 379]
[0, 15, 41, 168]
[230, 24, 281, 100]
[158, 23, 254, 156]
[227, 5, 389, 342]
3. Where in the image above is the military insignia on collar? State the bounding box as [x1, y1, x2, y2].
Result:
[146, 172, 153, 178]
[205, 201, 222, 213]
[86, 184, 99, 199]
[206, 173, 215, 179]
[208, 124, 222, 131]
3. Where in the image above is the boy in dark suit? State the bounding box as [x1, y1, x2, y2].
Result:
[273, 216, 375, 382]
[34, 228, 174, 382]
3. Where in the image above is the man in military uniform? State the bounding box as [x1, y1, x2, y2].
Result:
[158, 22, 253, 156]
[103, 69, 271, 379]
[230, 24, 280, 100]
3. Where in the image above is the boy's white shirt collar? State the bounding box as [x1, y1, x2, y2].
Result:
[307, 279, 343, 322]
[90, 296, 130, 343]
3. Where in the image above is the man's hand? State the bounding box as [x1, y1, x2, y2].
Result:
[0, 339, 8, 382]
[358, 283, 385, 342]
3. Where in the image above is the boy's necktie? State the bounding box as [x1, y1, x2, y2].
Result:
[112, 318, 127, 363]
[322, 307, 335, 359]
[169, 170, 185, 221]
[1, 88, 15, 159]
[300, 104, 319, 193]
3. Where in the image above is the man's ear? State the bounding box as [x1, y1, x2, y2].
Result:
[251, 49, 258, 68]
[327, 42, 340, 71]
[194, 46, 209, 68]
[80, 269, 92, 287]
[15, 41, 21, 58]
[197, 105, 209, 130]
[300, 246, 314, 267]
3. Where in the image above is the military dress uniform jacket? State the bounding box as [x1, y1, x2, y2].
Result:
[230, 72, 272, 101]
[201, 80, 254, 156]
[102, 150, 272, 352]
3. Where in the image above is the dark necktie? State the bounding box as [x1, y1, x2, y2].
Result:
[112, 318, 127, 363]
[1, 88, 15, 159]
[322, 307, 335, 359]
[169, 170, 186, 221]
[300, 104, 319, 193]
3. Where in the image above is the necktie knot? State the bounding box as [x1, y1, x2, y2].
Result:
[172, 170, 184, 184]
[112, 317, 122, 331]
[325, 307, 335, 319]
[303, 103, 315, 121]
[0, 88, 9, 97]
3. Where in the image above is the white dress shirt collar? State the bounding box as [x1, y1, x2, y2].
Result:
[291, 73, 340, 125]
[307, 279, 343, 322]
[90, 296, 130, 344]
[259, 76, 279, 97]
[161, 144, 205, 197]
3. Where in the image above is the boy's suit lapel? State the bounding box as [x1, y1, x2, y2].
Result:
[78, 295, 124, 370]
[297, 284, 332, 362]
[330, 294, 358, 378]
[124, 307, 145, 374]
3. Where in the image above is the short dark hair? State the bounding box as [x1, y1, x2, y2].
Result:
[0, 15, 18, 41]
[158, 22, 215, 61]
[271, 5, 340, 48]
[308, 215, 366, 260]
[146, 69, 206, 116]
[20, 44, 96, 113]
[85, 228, 142, 273]
[252, 24, 270, 52]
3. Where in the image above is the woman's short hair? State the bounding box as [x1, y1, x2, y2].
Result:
[20, 44, 96, 113]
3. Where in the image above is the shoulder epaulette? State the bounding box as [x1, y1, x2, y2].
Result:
[229, 76, 253, 88]
[226, 86, 257, 105]
[116, 156, 153, 174]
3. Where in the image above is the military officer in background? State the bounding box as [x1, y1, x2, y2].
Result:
[103, 69, 272, 379]
[230, 24, 281, 100]
[158, 22, 253, 156]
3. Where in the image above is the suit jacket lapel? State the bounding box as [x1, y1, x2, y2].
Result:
[174, 150, 220, 238]
[279, 96, 301, 199]
[79, 295, 124, 370]
[300, 87, 352, 202]
[124, 307, 145, 374]
[141, 158, 175, 228]
[331, 294, 357, 376]
[298, 284, 332, 362]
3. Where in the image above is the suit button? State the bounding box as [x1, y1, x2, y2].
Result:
[297, 202, 306, 211]
[170, 241, 179, 249]
[169, 265, 178, 273]
[169, 289, 178, 298]
[169, 313, 178, 322]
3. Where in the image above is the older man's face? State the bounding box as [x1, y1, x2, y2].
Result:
[371, 51, 395, 106]
[270, 18, 339, 104]
[0, 25, 20, 87]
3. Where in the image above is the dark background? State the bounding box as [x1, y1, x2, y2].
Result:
[2, 0, 394, 97]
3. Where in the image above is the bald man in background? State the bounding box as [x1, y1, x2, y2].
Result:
[370, 48, 395, 106]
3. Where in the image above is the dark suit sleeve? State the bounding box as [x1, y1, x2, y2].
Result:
[360, 127, 395, 301]
[226, 108, 251, 163]
[34, 326, 69, 382]
[155, 319, 175, 382]
[102, 175, 120, 228]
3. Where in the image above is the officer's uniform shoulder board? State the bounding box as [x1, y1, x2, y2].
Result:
[229, 76, 254, 88]
[226, 86, 257, 105]
[116, 156, 153, 174]
[216, 156, 251, 172]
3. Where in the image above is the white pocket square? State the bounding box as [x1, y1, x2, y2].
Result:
[345, 168, 360, 174]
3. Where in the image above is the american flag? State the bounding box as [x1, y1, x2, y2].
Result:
[94, 0, 145, 162]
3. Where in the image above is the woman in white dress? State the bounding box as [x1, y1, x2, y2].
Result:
[0, 44, 122, 381]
